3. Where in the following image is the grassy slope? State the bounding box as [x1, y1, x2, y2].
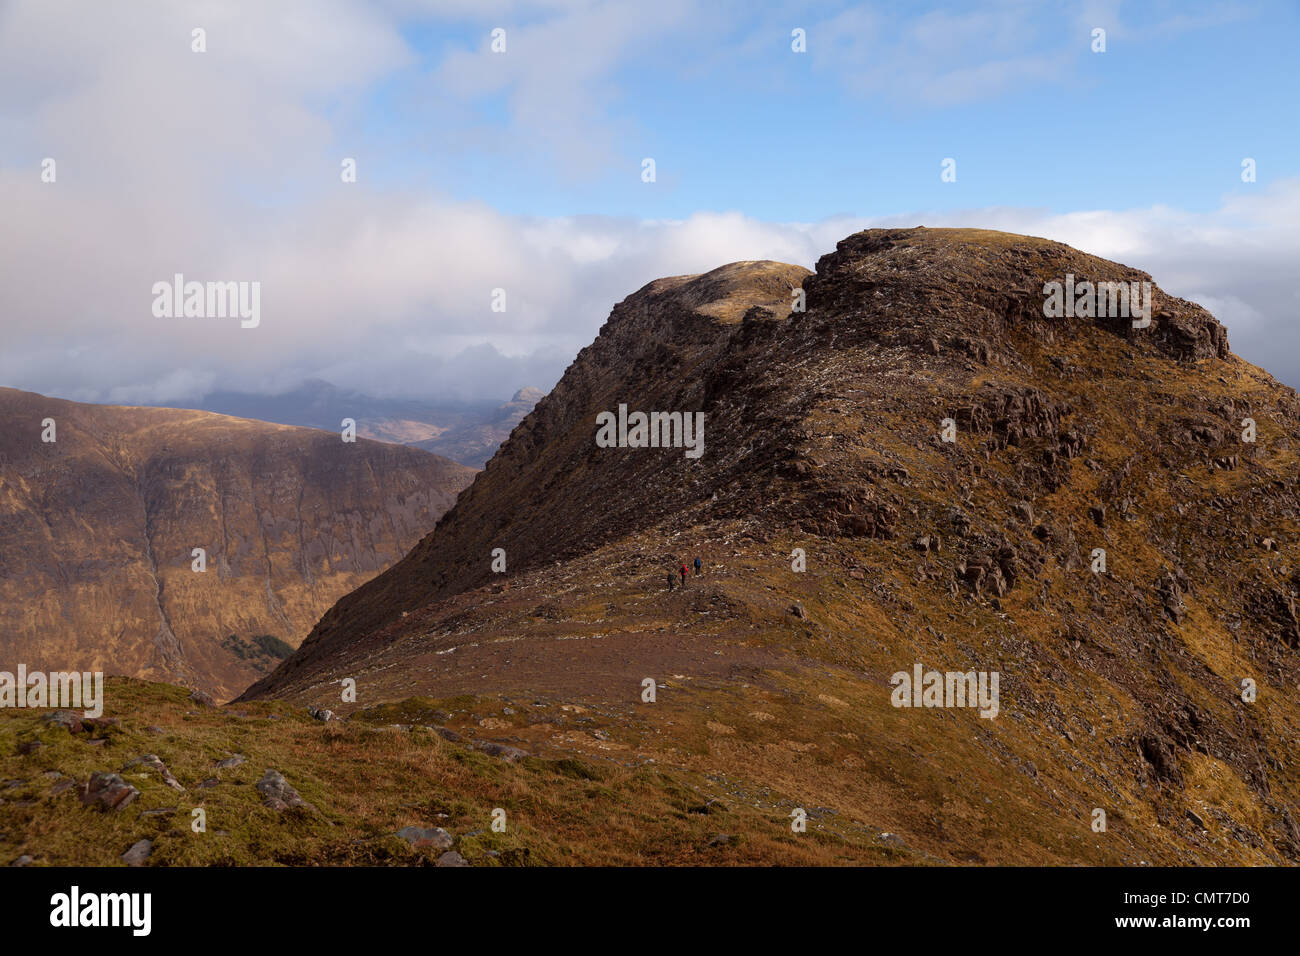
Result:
[1, 678, 922, 866]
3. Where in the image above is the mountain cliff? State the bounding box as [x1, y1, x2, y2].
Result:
[238, 228, 1300, 865]
[0, 389, 475, 700]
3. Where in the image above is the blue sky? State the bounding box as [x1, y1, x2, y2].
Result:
[360, 1, 1300, 220]
[2, 0, 1299, 405]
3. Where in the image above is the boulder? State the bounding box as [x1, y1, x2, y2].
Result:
[472, 740, 530, 762]
[44, 711, 83, 734]
[81, 773, 140, 811]
[255, 769, 315, 812]
[395, 826, 453, 850]
[121, 839, 153, 867]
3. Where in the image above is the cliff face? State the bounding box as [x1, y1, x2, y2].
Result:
[240, 228, 1300, 865]
[0, 389, 475, 700]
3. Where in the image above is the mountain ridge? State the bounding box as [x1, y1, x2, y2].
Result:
[234, 226, 1300, 865]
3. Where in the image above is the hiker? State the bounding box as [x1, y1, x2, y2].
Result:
[667, 569, 675, 590]
[693, 556, 702, 576]
[680, 563, 688, 585]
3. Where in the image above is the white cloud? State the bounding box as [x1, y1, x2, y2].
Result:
[2, 0, 1297, 406]
[5, 177, 1300, 403]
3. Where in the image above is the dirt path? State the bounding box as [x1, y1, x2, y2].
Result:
[351, 627, 796, 702]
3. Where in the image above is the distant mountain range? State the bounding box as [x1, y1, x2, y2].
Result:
[186, 380, 543, 468]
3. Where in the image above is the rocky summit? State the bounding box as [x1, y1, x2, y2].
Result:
[234, 227, 1300, 865]
[0, 389, 475, 701]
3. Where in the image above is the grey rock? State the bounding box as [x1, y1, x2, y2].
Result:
[472, 740, 529, 762]
[436, 850, 468, 867]
[395, 826, 453, 850]
[255, 769, 315, 812]
[121, 839, 153, 867]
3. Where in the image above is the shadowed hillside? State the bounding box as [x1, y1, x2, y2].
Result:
[0, 389, 475, 700]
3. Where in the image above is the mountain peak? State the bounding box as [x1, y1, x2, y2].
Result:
[802, 226, 1229, 362]
[234, 227, 1300, 865]
[603, 260, 811, 344]
[509, 387, 545, 404]
[242, 227, 1256, 702]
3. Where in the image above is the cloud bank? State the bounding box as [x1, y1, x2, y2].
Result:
[2, 1, 1296, 404]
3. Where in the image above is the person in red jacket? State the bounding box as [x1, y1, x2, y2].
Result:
[680, 563, 688, 585]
